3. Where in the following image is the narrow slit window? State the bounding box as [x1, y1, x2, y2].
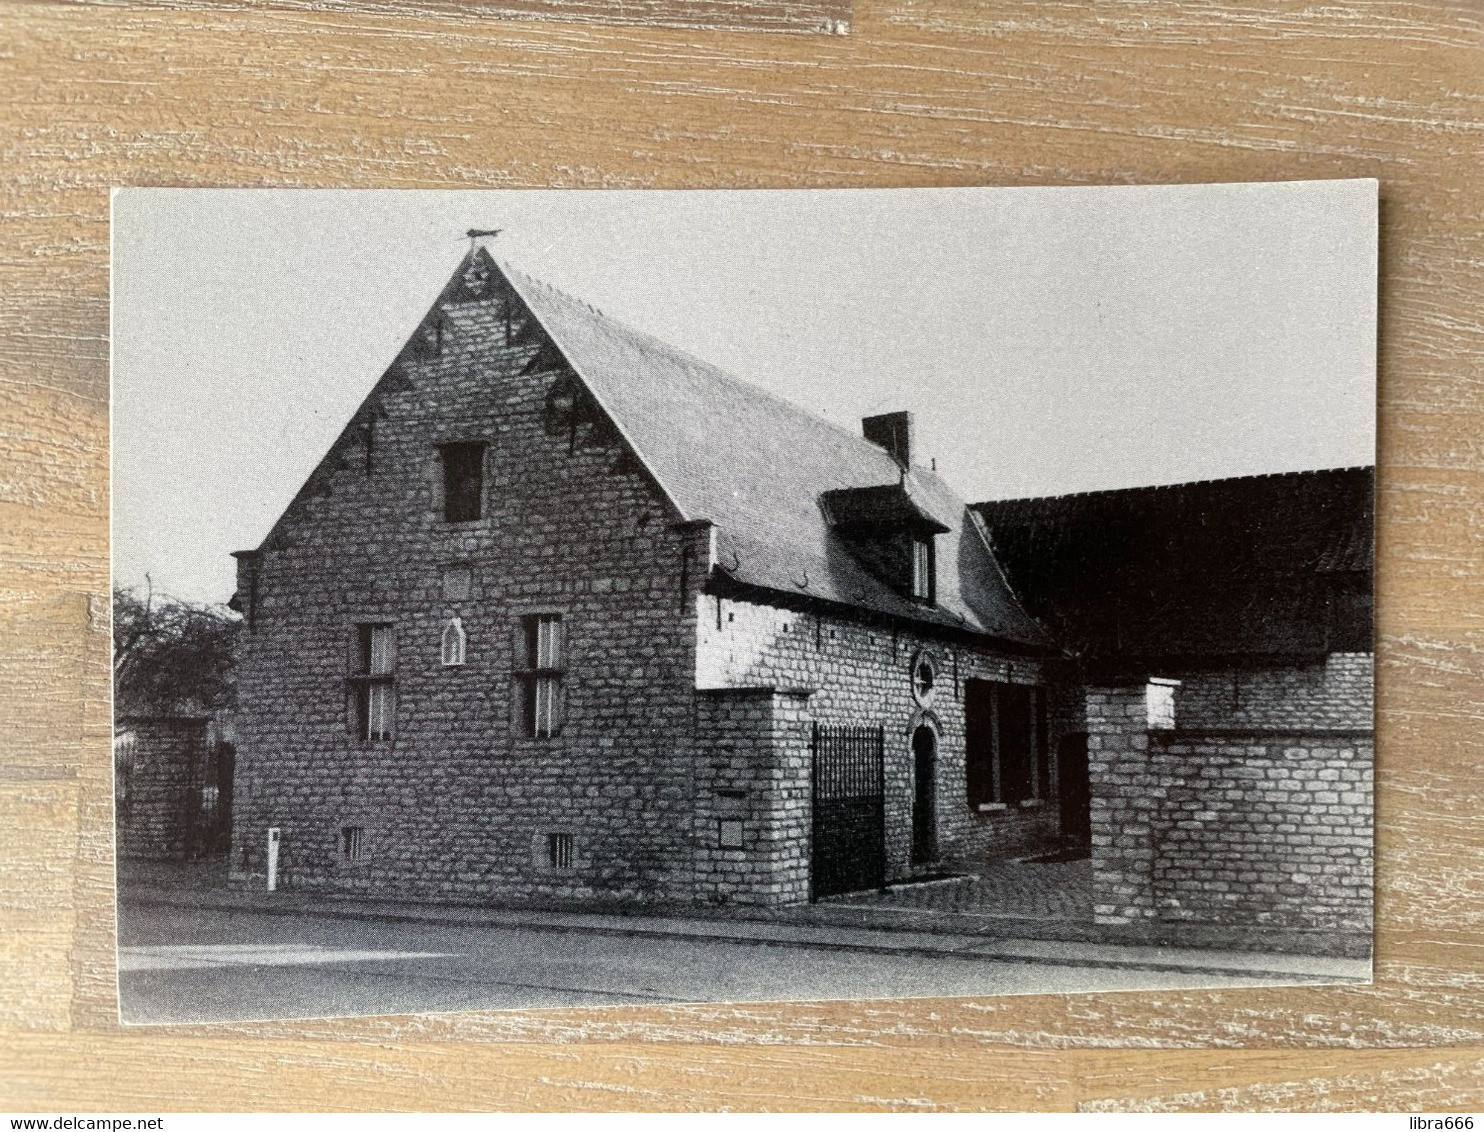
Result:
[341, 826, 365, 861]
[113, 729, 137, 825]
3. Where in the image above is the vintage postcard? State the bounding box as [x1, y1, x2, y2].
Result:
[110, 183, 1376, 1023]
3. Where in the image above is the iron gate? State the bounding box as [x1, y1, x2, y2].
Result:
[810, 722, 886, 900]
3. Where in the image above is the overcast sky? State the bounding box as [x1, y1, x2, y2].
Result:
[112, 182, 1376, 607]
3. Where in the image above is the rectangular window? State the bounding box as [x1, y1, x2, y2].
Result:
[440, 442, 485, 523]
[965, 679, 1045, 808]
[911, 537, 934, 602]
[517, 614, 564, 738]
[341, 826, 365, 861]
[965, 680, 993, 807]
[997, 683, 1034, 803]
[351, 623, 395, 742]
[358, 623, 394, 675]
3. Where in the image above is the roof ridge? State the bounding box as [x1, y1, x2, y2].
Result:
[497, 258, 941, 488]
[975, 465, 1375, 507]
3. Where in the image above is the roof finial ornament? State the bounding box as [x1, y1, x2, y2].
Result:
[462, 230, 500, 296]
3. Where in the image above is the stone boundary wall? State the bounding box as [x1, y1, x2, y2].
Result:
[114, 716, 207, 861]
[1088, 684, 1373, 956]
[1149, 729, 1372, 932]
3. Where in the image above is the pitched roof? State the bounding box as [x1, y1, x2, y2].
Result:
[974, 467, 1375, 664]
[500, 261, 1049, 648]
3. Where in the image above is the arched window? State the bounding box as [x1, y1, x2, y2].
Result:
[440, 616, 466, 667]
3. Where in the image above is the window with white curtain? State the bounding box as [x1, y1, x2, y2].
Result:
[517, 613, 564, 738]
[350, 623, 395, 742]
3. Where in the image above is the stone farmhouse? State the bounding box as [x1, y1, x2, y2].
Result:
[226, 242, 1372, 954]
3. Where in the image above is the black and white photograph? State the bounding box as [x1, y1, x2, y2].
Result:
[111, 183, 1376, 1025]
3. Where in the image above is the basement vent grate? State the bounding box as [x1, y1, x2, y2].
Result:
[547, 832, 574, 870]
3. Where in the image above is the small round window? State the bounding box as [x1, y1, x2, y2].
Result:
[911, 649, 938, 706]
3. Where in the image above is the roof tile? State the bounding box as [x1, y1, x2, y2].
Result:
[502, 261, 1049, 646]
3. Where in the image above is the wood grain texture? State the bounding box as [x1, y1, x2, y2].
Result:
[58, 0, 852, 34]
[3, 0, 1483, 1111]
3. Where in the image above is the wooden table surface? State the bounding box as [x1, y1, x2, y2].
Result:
[3, 0, 1483, 1112]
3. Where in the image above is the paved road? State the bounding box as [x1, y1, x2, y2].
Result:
[117, 900, 1305, 1024]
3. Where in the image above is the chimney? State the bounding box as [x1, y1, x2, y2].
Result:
[862, 411, 913, 467]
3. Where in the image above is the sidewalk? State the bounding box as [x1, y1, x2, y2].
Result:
[119, 861, 1369, 984]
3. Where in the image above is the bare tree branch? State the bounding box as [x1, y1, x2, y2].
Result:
[113, 584, 239, 716]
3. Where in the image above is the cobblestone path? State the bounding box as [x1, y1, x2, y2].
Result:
[836, 857, 1093, 922]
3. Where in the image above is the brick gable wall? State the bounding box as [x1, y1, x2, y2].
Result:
[230, 277, 708, 904]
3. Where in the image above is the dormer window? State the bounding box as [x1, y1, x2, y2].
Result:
[821, 483, 948, 606]
[912, 537, 935, 603]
